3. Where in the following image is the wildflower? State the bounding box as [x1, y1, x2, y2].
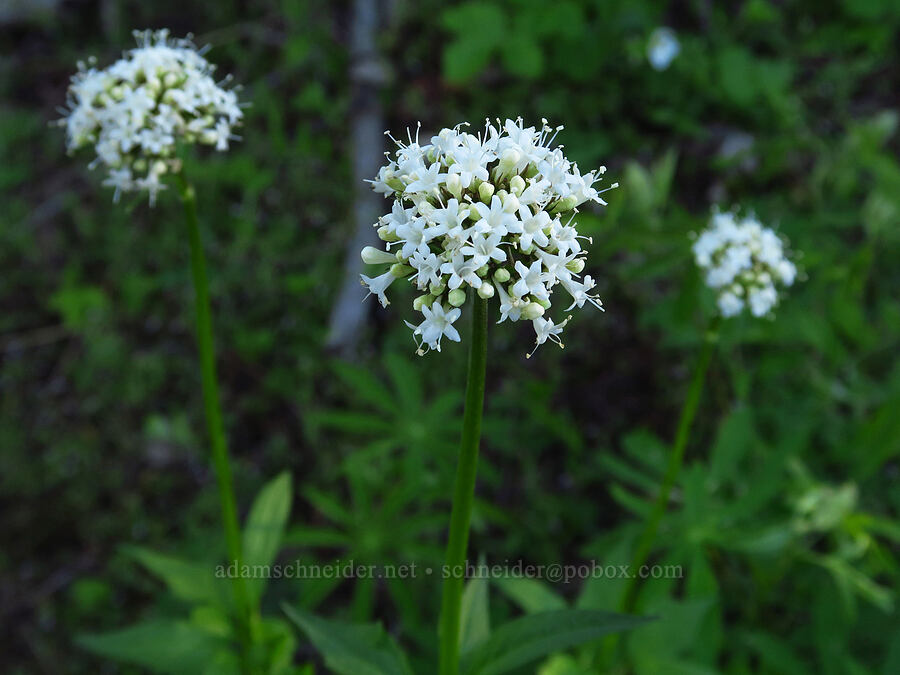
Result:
[647, 27, 680, 71]
[59, 29, 243, 204]
[693, 210, 797, 319]
[363, 118, 615, 354]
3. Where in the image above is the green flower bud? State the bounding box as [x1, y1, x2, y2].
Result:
[448, 288, 467, 307]
[509, 175, 526, 195]
[429, 280, 446, 295]
[478, 282, 495, 299]
[551, 195, 578, 214]
[523, 302, 545, 320]
[493, 268, 511, 283]
[566, 258, 585, 274]
[479, 181, 495, 204]
[476, 264, 489, 277]
[536, 297, 551, 309]
[390, 263, 414, 278]
[386, 177, 405, 192]
[377, 226, 399, 242]
[413, 295, 432, 311]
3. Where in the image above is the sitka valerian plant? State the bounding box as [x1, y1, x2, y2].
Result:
[60, 31, 275, 675]
[281, 119, 648, 675]
[616, 210, 800, 624]
[361, 118, 614, 356]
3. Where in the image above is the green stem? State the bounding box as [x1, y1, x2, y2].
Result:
[438, 295, 488, 675]
[621, 314, 721, 614]
[177, 174, 253, 672]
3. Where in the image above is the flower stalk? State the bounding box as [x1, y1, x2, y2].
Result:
[621, 314, 721, 614]
[438, 294, 488, 675]
[177, 173, 253, 671]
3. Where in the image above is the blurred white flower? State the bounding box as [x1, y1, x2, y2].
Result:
[363, 118, 616, 355]
[693, 210, 798, 319]
[59, 29, 243, 204]
[647, 27, 680, 71]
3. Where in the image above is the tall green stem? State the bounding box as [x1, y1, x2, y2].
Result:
[438, 295, 488, 675]
[177, 174, 252, 671]
[621, 315, 721, 614]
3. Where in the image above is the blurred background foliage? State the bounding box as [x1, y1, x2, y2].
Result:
[1, 0, 899, 672]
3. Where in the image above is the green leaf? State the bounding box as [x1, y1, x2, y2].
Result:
[460, 576, 491, 654]
[77, 620, 226, 673]
[124, 546, 227, 609]
[244, 472, 293, 604]
[461, 609, 650, 675]
[282, 604, 413, 675]
[493, 577, 567, 613]
[500, 32, 544, 78]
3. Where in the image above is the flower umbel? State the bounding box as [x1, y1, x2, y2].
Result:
[59, 29, 243, 204]
[693, 210, 798, 318]
[363, 119, 615, 355]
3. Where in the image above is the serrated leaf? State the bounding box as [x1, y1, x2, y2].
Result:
[124, 546, 227, 609]
[282, 604, 413, 675]
[461, 609, 650, 675]
[493, 576, 566, 613]
[77, 620, 226, 673]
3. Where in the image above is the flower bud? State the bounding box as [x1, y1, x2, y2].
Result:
[377, 225, 399, 242]
[478, 282, 495, 299]
[448, 289, 467, 307]
[509, 175, 526, 195]
[446, 173, 463, 199]
[390, 263, 413, 278]
[476, 264, 490, 277]
[566, 258, 585, 274]
[429, 280, 446, 295]
[502, 192, 520, 213]
[493, 268, 511, 283]
[413, 294, 433, 311]
[361, 246, 397, 265]
[551, 195, 578, 214]
[478, 181, 495, 204]
[523, 302, 545, 320]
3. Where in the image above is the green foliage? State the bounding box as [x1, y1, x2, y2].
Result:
[460, 609, 649, 675]
[2, 0, 899, 672]
[282, 605, 414, 675]
[78, 473, 301, 674]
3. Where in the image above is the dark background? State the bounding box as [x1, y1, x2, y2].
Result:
[1, 0, 899, 672]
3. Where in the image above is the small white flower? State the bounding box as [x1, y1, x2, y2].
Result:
[441, 252, 483, 290]
[361, 270, 396, 307]
[694, 210, 798, 319]
[527, 316, 570, 358]
[409, 303, 462, 352]
[461, 231, 507, 267]
[513, 260, 550, 302]
[471, 195, 519, 237]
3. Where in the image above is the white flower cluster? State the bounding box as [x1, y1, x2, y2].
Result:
[361, 118, 615, 355]
[60, 29, 243, 204]
[693, 211, 797, 318]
